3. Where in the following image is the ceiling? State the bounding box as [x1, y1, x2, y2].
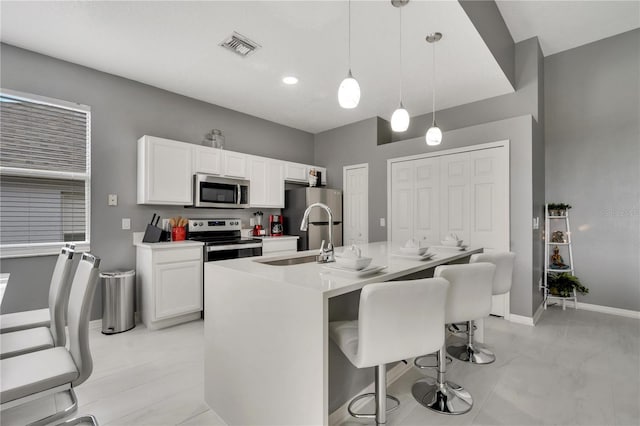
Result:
[496, 0, 640, 56]
[0, 0, 516, 134]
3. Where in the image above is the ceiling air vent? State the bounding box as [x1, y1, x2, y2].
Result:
[219, 32, 261, 57]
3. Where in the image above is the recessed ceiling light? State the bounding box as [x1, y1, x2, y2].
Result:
[282, 76, 298, 85]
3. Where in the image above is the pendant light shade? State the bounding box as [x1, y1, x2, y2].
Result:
[391, 104, 410, 132]
[338, 0, 360, 109]
[338, 70, 361, 109]
[426, 125, 442, 146]
[425, 32, 443, 146]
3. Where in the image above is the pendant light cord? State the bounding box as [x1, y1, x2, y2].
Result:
[399, 7, 403, 105]
[432, 39, 436, 126]
[348, 0, 352, 70]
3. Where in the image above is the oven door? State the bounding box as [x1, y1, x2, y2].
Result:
[205, 243, 262, 262]
[194, 174, 250, 208]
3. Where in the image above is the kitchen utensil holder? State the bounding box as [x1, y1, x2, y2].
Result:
[143, 224, 167, 243]
[171, 226, 186, 241]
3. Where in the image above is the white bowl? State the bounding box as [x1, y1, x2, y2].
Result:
[440, 239, 463, 247]
[334, 255, 372, 270]
[399, 246, 429, 256]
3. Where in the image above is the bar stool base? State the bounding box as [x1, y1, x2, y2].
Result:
[411, 378, 473, 415]
[447, 342, 496, 365]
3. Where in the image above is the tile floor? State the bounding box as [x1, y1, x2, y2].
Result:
[2, 306, 638, 425]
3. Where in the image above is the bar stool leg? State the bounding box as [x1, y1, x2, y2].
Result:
[447, 320, 496, 364]
[412, 346, 473, 415]
[376, 365, 387, 425]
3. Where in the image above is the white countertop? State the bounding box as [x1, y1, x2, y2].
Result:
[206, 241, 481, 298]
[132, 232, 203, 249]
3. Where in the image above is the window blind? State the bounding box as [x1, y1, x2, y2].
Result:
[0, 90, 90, 256]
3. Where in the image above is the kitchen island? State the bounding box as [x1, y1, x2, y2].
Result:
[204, 241, 482, 425]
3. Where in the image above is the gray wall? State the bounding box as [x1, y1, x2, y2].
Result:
[545, 29, 640, 311]
[0, 43, 314, 317]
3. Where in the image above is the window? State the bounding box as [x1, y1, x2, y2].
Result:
[0, 89, 91, 258]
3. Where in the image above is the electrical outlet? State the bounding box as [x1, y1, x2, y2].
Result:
[122, 218, 131, 230]
[379, 218, 386, 227]
[108, 194, 118, 206]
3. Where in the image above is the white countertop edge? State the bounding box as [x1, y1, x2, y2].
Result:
[132, 232, 203, 249]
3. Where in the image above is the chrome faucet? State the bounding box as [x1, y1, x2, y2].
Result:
[300, 202, 335, 263]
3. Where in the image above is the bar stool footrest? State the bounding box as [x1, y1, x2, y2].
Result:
[347, 393, 400, 419]
[414, 353, 452, 369]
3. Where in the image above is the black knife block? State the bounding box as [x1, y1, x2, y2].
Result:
[142, 223, 167, 243]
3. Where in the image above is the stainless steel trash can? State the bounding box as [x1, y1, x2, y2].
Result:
[101, 270, 136, 335]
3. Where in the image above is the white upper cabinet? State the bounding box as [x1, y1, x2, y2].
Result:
[284, 162, 308, 183]
[223, 151, 248, 179]
[249, 156, 284, 208]
[193, 146, 222, 175]
[137, 135, 193, 205]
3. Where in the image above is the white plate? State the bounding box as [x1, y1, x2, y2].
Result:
[391, 252, 437, 261]
[323, 264, 388, 277]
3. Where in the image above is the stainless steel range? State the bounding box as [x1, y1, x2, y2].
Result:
[187, 218, 262, 262]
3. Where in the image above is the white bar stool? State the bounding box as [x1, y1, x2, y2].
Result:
[412, 263, 495, 415]
[329, 278, 449, 425]
[447, 252, 515, 364]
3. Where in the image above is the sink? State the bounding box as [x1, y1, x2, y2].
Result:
[256, 254, 319, 266]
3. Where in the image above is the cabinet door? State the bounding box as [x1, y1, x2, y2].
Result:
[223, 151, 248, 178]
[390, 161, 414, 244]
[284, 162, 308, 182]
[154, 260, 202, 320]
[193, 146, 221, 175]
[138, 136, 193, 205]
[250, 158, 284, 208]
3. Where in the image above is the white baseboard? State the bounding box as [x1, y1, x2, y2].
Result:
[89, 319, 102, 330]
[533, 302, 544, 324]
[508, 314, 535, 326]
[561, 301, 640, 319]
[328, 360, 412, 426]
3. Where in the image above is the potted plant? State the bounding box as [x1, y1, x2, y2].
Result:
[547, 272, 588, 297]
[548, 203, 572, 216]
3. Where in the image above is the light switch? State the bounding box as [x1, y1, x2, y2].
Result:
[379, 218, 386, 227]
[533, 217, 539, 230]
[122, 218, 131, 230]
[108, 194, 118, 206]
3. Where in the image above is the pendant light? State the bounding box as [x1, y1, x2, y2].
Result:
[390, 0, 410, 132]
[338, 0, 360, 109]
[425, 32, 443, 146]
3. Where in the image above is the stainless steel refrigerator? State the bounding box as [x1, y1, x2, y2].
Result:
[283, 187, 343, 251]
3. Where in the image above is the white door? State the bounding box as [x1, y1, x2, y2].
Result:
[440, 152, 470, 244]
[390, 161, 414, 244]
[343, 164, 369, 246]
[413, 157, 440, 246]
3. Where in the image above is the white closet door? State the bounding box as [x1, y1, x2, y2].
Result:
[343, 164, 369, 246]
[440, 153, 470, 243]
[469, 148, 509, 251]
[413, 157, 440, 245]
[390, 161, 414, 244]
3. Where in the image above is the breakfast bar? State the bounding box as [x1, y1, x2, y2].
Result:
[203, 242, 482, 425]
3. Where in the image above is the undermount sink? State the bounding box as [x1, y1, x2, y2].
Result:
[256, 254, 319, 266]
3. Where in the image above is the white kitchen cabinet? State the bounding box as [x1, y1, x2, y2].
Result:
[284, 162, 308, 183]
[137, 135, 193, 205]
[223, 151, 248, 179]
[193, 146, 222, 175]
[135, 242, 203, 330]
[260, 236, 299, 255]
[249, 157, 284, 208]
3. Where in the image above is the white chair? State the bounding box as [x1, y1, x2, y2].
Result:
[330, 278, 449, 425]
[0, 246, 76, 359]
[412, 263, 495, 415]
[0, 253, 100, 426]
[0, 244, 75, 337]
[447, 252, 516, 365]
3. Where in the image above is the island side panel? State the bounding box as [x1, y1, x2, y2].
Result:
[204, 263, 327, 425]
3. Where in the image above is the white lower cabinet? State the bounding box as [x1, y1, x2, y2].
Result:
[136, 243, 203, 330]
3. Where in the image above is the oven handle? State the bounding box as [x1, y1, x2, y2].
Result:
[206, 243, 263, 252]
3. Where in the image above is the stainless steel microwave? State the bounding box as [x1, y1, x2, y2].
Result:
[193, 173, 250, 208]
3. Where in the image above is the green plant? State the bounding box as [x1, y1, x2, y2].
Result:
[547, 203, 572, 211]
[547, 273, 588, 297]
